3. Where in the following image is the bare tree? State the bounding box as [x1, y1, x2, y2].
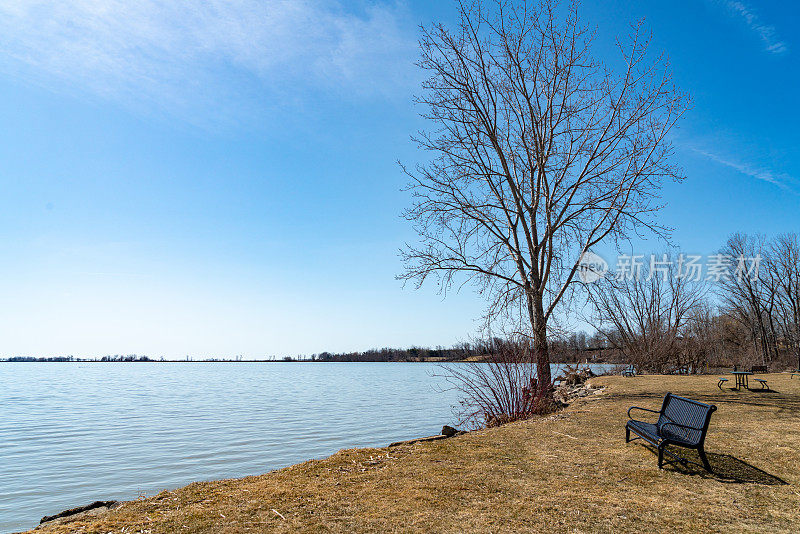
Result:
[681, 302, 723, 372]
[586, 255, 707, 373]
[400, 0, 688, 390]
[767, 233, 800, 370]
[717, 233, 774, 364]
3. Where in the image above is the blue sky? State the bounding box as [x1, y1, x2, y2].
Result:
[0, 0, 797, 358]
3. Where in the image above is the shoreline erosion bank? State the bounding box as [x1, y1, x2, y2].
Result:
[22, 374, 800, 533]
[29, 381, 605, 532]
[3, 361, 618, 532]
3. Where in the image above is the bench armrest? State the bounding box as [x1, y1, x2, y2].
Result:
[627, 406, 659, 420]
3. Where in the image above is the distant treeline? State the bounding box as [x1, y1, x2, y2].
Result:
[307, 343, 487, 362]
[2, 337, 618, 363]
[6, 356, 78, 362]
[304, 336, 614, 363]
[4, 355, 155, 362]
[0, 346, 495, 363]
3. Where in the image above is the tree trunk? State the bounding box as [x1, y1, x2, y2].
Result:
[796, 339, 800, 372]
[527, 291, 552, 393]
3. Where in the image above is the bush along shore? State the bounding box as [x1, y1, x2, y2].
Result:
[26, 372, 800, 533]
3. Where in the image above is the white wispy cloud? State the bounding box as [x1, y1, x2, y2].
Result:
[692, 148, 796, 191]
[722, 1, 787, 54]
[0, 1, 417, 122]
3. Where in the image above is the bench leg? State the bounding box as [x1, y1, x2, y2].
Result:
[658, 444, 665, 469]
[698, 447, 712, 473]
[717, 380, 723, 389]
[625, 427, 630, 443]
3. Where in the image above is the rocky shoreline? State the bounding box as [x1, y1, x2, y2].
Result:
[33, 500, 121, 530]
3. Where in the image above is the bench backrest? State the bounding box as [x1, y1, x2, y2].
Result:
[750, 365, 768, 373]
[656, 393, 716, 446]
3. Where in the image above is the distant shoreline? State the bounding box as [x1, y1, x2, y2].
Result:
[0, 359, 475, 363]
[0, 359, 613, 364]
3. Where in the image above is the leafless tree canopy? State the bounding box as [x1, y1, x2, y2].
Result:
[586, 234, 800, 373]
[400, 0, 688, 388]
[717, 232, 800, 369]
[768, 234, 800, 368]
[587, 254, 707, 373]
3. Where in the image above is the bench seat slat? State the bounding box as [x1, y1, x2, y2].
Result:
[626, 420, 659, 443]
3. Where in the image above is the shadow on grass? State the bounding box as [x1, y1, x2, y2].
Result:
[638, 444, 787, 485]
[704, 452, 787, 485]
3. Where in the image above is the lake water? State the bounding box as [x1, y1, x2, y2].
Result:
[0, 362, 613, 532]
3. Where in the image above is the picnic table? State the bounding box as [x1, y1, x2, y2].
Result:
[731, 371, 753, 390]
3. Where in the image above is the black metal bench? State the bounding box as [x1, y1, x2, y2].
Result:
[750, 365, 768, 373]
[621, 365, 636, 377]
[626, 393, 717, 472]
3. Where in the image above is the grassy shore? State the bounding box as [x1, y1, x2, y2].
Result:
[29, 374, 800, 533]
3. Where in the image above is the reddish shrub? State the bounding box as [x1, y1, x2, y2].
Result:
[438, 339, 556, 429]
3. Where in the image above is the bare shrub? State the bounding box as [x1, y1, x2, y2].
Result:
[438, 339, 556, 429]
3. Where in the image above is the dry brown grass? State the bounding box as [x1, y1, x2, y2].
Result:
[27, 373, 800, 533]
